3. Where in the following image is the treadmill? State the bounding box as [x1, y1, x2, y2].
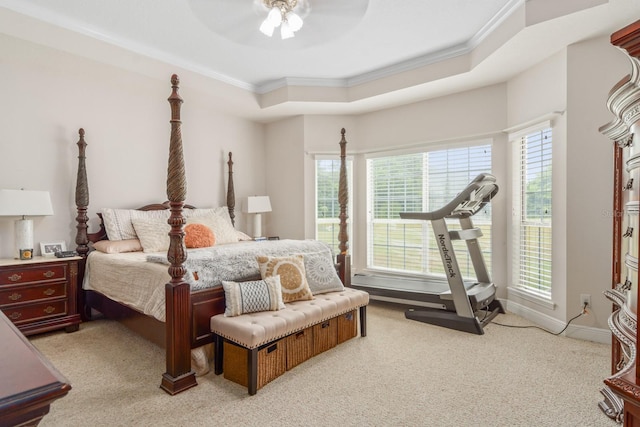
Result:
[352, 173, 504, 334]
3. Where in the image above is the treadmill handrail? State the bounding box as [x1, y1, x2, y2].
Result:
[399, 173, 498, 221]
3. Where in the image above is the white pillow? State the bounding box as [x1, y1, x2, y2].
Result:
[189, 214, 237, 245]
[102, 206, 234, 242]
[132, 214, 238, 253]
[102, 208, 170, 241]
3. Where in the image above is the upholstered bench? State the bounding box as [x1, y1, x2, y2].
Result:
[211, 287, 369, 395]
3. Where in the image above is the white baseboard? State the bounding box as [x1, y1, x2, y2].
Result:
[503, 299, 612, 344]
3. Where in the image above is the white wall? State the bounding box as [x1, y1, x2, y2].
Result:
[0, 34, 265, 258]
[566, 36, 630, 329]
[263, 116, 305, 239]
[504, 35, 630, 334]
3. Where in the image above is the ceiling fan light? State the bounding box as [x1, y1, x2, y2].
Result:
[287, 12, 303, 32]
[259, 19, 275, 37]
[267, 7, 282, 26]
[280, 21, 295, 39]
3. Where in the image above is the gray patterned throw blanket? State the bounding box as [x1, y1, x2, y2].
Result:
[146, 239, 341, 291]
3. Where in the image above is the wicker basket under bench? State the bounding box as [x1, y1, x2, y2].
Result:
[211, 287, 369, 395]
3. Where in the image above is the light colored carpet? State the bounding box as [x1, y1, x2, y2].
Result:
[31, 302, 617, 427]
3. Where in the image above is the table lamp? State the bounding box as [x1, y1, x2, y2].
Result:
[0, 189, 54, 259]
[243, 196, 272, 239]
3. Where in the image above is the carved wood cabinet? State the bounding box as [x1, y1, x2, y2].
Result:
[599, 19, 640, 426]
[0, 256, 81, 336]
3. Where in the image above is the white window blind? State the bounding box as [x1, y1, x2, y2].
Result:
[366, 144, 492, 278]
[315, 158, 352, 255]
[512, 127, 552, 295]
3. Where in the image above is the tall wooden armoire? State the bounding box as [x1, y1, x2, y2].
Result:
[599, 19, 640, 426]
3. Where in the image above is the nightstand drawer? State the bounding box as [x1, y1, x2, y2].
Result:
[2, 300, 68, 324]
[0, 265, 67, 285]
[0, 282, 67, 306]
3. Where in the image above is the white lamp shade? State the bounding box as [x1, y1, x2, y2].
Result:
[244, 196, 271, 239]
[287, 12, 303, 32]
[280, 21, 295, 39]
[0, 189, 54, 217]
[244, 196, 272, 214]
[260, 19, 275, 36]
[0, 189, 54, 259]
[266, 7, 282, 26]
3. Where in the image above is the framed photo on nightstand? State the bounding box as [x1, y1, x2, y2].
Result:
[40, 241, 67, 257]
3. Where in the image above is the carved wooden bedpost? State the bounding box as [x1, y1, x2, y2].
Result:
[337, 128, 351, 287]
[160, 74, 197, 395]
[75, 128, 90, 320]
[75, 128, 89, 258]
[227, 152, 235, 227]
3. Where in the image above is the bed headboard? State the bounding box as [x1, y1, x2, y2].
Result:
[74, 148, 236, 251]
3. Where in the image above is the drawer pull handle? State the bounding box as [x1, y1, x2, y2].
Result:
[43, 306, 56, 314]
[43, 288, 56, 296]
[624, 178, 634, 191]
[322, 321, 330, 328]
[8, 274, 22, 282]
[8, 292, 22, 301]
[267, 344, 278, 353]
[8, 312, 22, 320]
[43, 270, 56, 278]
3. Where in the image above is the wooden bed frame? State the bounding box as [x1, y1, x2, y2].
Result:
[73, 74, 351, 395]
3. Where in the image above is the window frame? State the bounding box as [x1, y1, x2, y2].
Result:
[364, 139, 493, 280]
[510, 122, 553, 299]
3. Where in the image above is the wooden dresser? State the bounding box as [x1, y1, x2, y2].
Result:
[599, 19, 640, 425]
[0, 256, 81, 336]
[0, 309, 71, 426]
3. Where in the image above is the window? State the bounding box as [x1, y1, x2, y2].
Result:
[366, 143, 492, 278]
[315, 157, 352, 255]
[512, 127, 552, 295]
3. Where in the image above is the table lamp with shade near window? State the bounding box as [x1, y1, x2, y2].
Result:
[243, 196, 272, 239]
[0, 189, 54, 260]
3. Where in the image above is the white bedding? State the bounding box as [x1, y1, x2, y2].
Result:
[83, 251, 171, 322]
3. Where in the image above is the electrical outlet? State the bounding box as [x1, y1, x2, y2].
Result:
[580, 294, 591, 308]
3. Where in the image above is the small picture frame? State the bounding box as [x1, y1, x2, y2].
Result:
[40, 241, 67, 257]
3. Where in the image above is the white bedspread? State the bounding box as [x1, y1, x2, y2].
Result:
[83, 251, 170, 321]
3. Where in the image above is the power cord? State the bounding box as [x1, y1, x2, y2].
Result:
[489, 302, 588, 336]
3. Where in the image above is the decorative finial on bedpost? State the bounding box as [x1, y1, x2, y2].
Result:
[75, 128, 90, 258]
[162, 74, 196, 395]
[337, 128, 351, 287]
[167, 74, 186, 202]
[227, 152, 236, 227]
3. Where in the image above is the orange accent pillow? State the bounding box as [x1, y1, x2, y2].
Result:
[184, 223, 215, 248]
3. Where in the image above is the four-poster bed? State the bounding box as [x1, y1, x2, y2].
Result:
[73, 75, 354, 394]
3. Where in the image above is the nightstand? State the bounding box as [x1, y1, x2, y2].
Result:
[0, 256, 81, 336]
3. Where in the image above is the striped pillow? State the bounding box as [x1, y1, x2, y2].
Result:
[222, 276, 285, 317]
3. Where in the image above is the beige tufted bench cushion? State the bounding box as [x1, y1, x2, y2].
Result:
[210, 287, 369, 349]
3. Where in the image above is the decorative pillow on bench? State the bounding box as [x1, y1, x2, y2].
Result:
[257, 255, 314, 303]
[303, 251, 345, 295]
[222, 276, 285, 317]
